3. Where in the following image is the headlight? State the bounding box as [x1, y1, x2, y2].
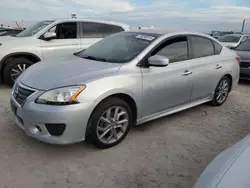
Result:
[36, 85, 86, 105]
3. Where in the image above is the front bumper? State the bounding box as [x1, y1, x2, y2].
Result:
[240, 67, 250, 80]
[10, 88, 95, 144]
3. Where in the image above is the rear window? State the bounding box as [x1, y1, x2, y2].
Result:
[213, 41, 223, 54]
[102, 24, 124, 37]
[190, 36, 215, 58]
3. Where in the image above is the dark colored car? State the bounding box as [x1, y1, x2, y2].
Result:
[234, 40, 250, 80]
[0, 28, 24, 37]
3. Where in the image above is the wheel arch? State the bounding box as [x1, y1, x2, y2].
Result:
[224, 74, 233, 92]
[0, 52, 41, 80]
[91, 93, 138, 124]
[85, 92, 138, 139]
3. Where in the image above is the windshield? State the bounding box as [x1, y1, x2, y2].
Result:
[16, 21, 54, 37]
[218, 35, 241, 43]
[0, 31, 8, 36]
[236, 40, 250, 51]
[78, 32, 159, 63]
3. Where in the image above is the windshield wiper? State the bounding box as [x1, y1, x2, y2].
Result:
[82, 55, 107, 62]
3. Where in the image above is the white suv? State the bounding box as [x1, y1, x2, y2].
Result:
[0, 19, 129, 84]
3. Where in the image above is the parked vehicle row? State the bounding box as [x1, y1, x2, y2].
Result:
[0, 19, 129, 84]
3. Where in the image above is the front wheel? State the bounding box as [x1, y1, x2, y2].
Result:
[211, 76, 231, 106]
[3, 58, 34, 85]
[86, 97, 132, 148]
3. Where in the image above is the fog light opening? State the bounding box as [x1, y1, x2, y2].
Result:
[36, 125, 42, 132]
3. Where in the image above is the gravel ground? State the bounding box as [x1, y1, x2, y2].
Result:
[1, 82, 250, 188]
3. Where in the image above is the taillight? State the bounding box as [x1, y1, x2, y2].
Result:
[235, 56, 241, 64]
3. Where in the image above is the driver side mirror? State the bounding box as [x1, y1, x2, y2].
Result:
[43, 32, 56, 41]
[148, 55, 169, 67]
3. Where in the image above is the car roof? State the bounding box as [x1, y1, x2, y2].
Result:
[53, 18, 130, 30]
[126, 29, 215, 38]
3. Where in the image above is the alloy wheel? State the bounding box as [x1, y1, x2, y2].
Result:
[215, 79, 229, 104]
[96, 106, 129, 144]
[11, 63, 28, 81]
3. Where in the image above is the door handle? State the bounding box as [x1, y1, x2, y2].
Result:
[215, 64, 222, 69]
[182, 70, 193, 76]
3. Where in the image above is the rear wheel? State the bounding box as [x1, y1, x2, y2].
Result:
[86, 97, 132, 148]
[211, 76, 230, 106]
[3, 58, 34, 85]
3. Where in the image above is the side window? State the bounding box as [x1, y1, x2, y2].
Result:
[50, 22, 77, 39]
[190, 36, 214, 58]
[102, 24, 124, 37]
[213, 41, 222, 54]
[152, 37, 188, 63]
[81, 22, 103, 38]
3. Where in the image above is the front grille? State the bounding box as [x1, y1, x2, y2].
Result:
[13, 83, 35, 105]
[240, 61, 250, 68]
[240, 73, 250, 78]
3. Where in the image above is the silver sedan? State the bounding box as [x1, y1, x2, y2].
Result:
[11, 30, 239, 148]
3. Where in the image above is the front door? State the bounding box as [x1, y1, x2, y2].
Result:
[141, 36, 194, 117]
[40, 22, 81, 60]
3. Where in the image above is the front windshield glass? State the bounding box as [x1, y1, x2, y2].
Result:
[78, 32, 159, 63]
[218, 35, 241, 43]
[16, 21, 54, 37]
[0, 31, 7, 36]
[236, 40, 250, 51]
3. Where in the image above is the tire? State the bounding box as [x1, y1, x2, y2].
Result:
[211, 76, 231, 106]
[86, 97, 132, 149]
[3, 57, 34, 85]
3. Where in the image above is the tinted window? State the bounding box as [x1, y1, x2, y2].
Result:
[191, 36, 214, 58]
[55, 22, 77, 39]
[81, 22, 103, 38]
[213, 41, 222, 54]
[218, 35, 241, 43]
[102, 24, 124, 37]
[153, 37, 188, 63]
[236, 40, 250, 51]
[78, 32, 159, 63]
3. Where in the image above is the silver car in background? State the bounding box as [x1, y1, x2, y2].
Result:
[11, 30, 239, 148]
[194, 133, 250, 188]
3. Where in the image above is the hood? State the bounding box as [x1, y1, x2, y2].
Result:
[221, 42, 238, 47]
[236, 51, 250, 61]
[0, 36, 28, 42]
[18, 55, 122, 90]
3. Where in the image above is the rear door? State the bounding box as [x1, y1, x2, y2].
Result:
[188, 35, 223, 102]
[40, 22, 82, 60]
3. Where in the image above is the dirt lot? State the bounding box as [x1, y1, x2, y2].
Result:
[0, 82, 250, 188]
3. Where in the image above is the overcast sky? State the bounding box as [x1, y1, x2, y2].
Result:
[0, 0, 250, 32]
